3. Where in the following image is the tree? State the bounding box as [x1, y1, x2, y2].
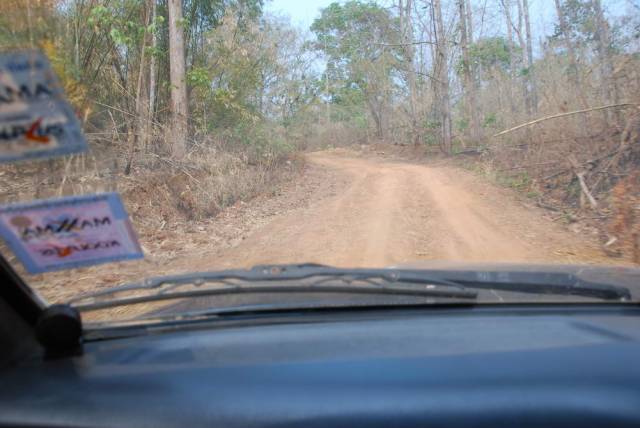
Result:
[433, 0, 452, 153]
[466, 37, 514, 77]
[398, 0, 420, 145]
[553, 0, 590, 109]
[168, 0, 188, 159]
[500, 0, 517, 116]
[458, 0, 481, 144]
[521, 0, 537, 113]
[148, 0, 158, 127]
[183, 0, 263, 67]
[311, 1, 400, 140]
[593, 0, 620, 124]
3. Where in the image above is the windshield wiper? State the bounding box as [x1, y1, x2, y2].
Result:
[68, 264, 478, 311]
[69, 264, 633, 314]
[414, 267, 632, 301]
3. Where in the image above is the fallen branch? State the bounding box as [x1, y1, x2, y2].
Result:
[540, 148, 623, 181]
[535, 201, 560, 212]
[454, 148, 485, 156]
[568, 155, 598, 210]
[576, 172, 598, 209]
[591, 110, 640, 192]
[493, 103, 639, 138]
[375, 40, 436, 46]
[500, 160, 561, 171]
[542, 169, 571, 181]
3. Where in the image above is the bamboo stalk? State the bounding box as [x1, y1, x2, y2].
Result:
[493, 103, 638, 138]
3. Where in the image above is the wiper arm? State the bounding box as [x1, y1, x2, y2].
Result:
[412, 267, 632, 301]
[69, 264, 478, 311]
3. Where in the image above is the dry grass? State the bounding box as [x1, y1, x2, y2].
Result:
[458, 52, 640, 264]
[0, 138, 305, 295]
[474, 108, 640, 263]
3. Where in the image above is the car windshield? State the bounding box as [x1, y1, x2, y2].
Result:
[0, 0, 638, 324]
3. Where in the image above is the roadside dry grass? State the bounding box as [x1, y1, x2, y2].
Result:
[0, 141, 305, 305]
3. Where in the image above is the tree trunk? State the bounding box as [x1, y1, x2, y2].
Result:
[433, 0, 452, 154]
[399, 0, 420, 145]
[125, 2, 150, 175]
[466, 0, 482, 126]
[148, 0, 157, 129]
[458, 0, 480, 145]
[465, 0, 474, 44]
[522, 0, 537, 113]
[593, 0, 620, 125]
[553, 0, 589, 110]
[168, 0, 188, 159]
[501, 0, 517, 119]
[367, 97, 384, 140]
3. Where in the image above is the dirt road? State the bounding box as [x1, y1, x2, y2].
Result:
[34, 148, 617, 304]
[181, 148, 609, 271]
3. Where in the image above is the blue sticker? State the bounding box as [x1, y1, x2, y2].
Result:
[0, 193, 143, 273]
[0, 50, 88, 163]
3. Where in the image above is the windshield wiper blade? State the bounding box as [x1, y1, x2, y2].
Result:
[69, 265, 478, 311]
[407, 267, 632, 301]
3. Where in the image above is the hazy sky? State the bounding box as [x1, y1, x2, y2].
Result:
[264, 0, 630, 39]
[265, 0, 334, 28]
[264, 0, 560, 39]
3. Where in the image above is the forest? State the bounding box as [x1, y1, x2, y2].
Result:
[1, 0, 639, 263]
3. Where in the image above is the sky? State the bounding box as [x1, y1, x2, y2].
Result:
[264, 0, 632, 42]
[264, 0, 562, 37]
[265, 0, 334, 28]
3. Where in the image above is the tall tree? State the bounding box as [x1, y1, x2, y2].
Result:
[521, 0, 537, 113]
[458, 0, 480, 144]
[553, 0, 589, 109]
[433, 0, 452, 154]
[593, 0, 620, 124]
[148, 0, 158, 125]
[399, 0, 420, 145]
[465, 0, 474, 44]
[311, 1, 399, 140]
[125, 0, 152, 174]
[168, 0, 188, 159]
[501, 0, 517, 117]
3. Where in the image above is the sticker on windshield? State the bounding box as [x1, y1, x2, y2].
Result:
[0, 50, 88, 163]
[0, 193, 143, 273]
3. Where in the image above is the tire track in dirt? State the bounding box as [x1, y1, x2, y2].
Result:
[181, 149, 613, 270]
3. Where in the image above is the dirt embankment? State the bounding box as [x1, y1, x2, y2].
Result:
[30, 147, 626, 304]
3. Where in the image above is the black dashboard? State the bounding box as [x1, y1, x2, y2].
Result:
[2, 305, 640, 427]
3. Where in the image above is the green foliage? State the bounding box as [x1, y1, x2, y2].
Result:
[551, 0, 599, 46]
[311, 1, 399, 136]
[482, 113, 498, 128]
[311, 1, 398, 62]
[233, 121, 294, 160]
[463, 37, 518, 76]
[456, 118, 469, 132]
[187, 66, 210, 88]
[502, 172, 531, 191]
[89, 2, 149, 49]
[183, 0, 263, 34]
[183, 8, 320, 159]
[424, 119, 441, 130]
[549, 0, 624, 53]
[422, 133, 439, 147]
[183, 0, 263, 63]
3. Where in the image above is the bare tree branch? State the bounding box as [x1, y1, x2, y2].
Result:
[375, 40, 436, 46]
[493, 103, 639, 137]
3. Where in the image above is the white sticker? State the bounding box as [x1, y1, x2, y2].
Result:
[0, 50, 88, 163]
[0, 193, 143, 273]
